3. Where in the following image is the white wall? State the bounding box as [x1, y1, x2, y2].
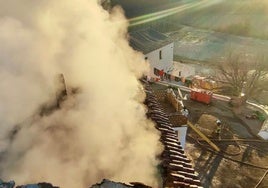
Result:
[144, 43, 174, 78]
[258, 131, 268, 140]
[258, 119, 268, 140]
[171, 61, 195, 78]
[173, 126, 188, 149]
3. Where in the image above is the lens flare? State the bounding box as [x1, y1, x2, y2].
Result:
[129, 0, 221, 27]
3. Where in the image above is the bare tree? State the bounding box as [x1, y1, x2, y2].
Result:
[246, 55, 268, 98]
[217, 53, 268, 101]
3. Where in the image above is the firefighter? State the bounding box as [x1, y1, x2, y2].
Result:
[181, 106, 189, 118]
[215, 119, 222, 139]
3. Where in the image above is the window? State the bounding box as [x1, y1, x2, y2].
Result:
[175, 77, 180, 82]
[154, 68, 159, 76]
[179, 71, 182, 77]
[159, 50, 162, 60]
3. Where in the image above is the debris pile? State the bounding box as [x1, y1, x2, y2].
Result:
[166, 88, 183, 112]
[196, 114, 218, 136]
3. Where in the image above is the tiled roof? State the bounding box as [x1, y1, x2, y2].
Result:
[144, 82, 203, 188]
[129, 28, 172, 54]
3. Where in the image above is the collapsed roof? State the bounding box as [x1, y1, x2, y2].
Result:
[143, 81, 203, 188]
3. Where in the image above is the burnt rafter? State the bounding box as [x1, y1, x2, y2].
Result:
[143, 82, 203, 188]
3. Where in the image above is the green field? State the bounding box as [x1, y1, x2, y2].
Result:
[125, 0, 268, 40]
[165, 0, 268, 40]
[167, 24, 268, 63]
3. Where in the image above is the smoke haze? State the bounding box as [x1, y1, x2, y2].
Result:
[0, 0, 162, 187]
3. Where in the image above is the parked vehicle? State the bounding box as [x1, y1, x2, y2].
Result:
[190, 89, 213, 104]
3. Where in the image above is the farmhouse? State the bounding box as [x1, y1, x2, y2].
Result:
[129, 28, 195, 82]
[129, 28, 174, 80]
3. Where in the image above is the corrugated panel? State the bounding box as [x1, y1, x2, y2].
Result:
[129, 28, 172, 54]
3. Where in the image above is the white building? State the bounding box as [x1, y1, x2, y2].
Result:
[258, 119, 268, 140]
[129, 28, 174, 79]
[129, 29, 191, 147]
[171, 61, 196, 78]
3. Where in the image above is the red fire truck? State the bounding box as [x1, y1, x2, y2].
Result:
[190, 89, 213, 104]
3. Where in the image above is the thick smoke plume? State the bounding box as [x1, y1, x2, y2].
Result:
[0, 0, 162, 187]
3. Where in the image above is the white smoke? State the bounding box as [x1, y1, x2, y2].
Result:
[0, 0, 162, 187]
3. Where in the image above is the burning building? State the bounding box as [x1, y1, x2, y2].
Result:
[0, 0, 161, 187]
[0, 0, 202, 187]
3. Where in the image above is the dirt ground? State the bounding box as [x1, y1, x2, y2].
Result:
[151, 83, 268, 188]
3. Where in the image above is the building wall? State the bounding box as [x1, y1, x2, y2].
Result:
[258, 119, 268, 140]
[172, 61, 196, 78]
[144, 43, 174, 78]
[173, 126, 188, 149]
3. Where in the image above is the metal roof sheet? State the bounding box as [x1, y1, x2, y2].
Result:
[129, 28, 172, 54]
